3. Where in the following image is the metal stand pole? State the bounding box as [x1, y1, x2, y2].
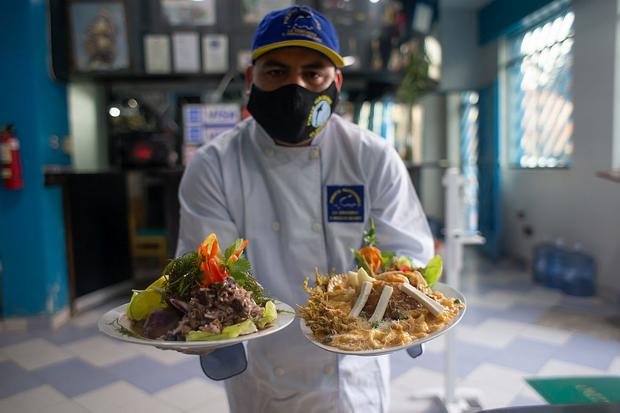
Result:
[441, 168, 484, 413]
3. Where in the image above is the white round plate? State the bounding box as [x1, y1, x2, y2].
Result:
[99, 300, 295, 351]
[300, 282, 466, 356]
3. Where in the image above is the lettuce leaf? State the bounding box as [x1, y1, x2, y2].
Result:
[258, 301, 277, 329]
[186, 319, 257, 341]
[420, 255, 443, 287]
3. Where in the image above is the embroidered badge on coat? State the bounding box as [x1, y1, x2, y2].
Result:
[327, 185, 364, 223]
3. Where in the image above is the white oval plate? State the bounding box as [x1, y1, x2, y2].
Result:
[300, 282, 466, 356]
[99, 300, 295, 351]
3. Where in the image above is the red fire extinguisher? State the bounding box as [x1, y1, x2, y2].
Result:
[1, 125, 24, 190]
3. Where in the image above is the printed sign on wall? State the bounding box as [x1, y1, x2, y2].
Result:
[183, 103, 241, 145]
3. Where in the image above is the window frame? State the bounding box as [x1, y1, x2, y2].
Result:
[500, 7, 575, 170]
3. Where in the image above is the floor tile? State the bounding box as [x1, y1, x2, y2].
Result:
[1, 338, 73, 370]
[39, 400, 92, 413]
[607, 357, 620, 375]
[46, 324, 101, 346]
[101, 396, 182, 413]
[390, 349, 420, 379]
[509, 394, 546, 407]
[391, 366, 445, 395]
[153, 378, 225, 411]
[0, 361, 44, 398]
[463, 363, 529, 394]
[73, 381, 150, 413]
[518, 382, 547, 403]
[466, 290, 521, 310]
[454, 377, 521, 411]
[552, 334, 620, 370]
[518, 323, 574, 346]
[64, 336, 141, 367]
[486, 338, 559, 374]
[0, 385, 67, 413]
[71, 310, 105, 329]
[453, 341, 501, 378]
[34, 358, 119, 398]
[459, 306, 497, 326]
[456, 321, 517, 349]
[424, 336, 446, 356]
[389, 396, 445, 413]
[104, 356, 202, 394]
[517, 287, 564, 307]
[133, 343, 193, 365]
[408, 349, 445, 374]
[537, 308, 620, 341]
[491, 303, 548, 324]
[535, 359, 606, 377]
[183, 393, 230, 413]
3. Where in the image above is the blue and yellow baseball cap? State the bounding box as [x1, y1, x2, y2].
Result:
[251, 5, 345, 68]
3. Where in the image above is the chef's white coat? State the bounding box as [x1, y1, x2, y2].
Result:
[177, 114, 433, 413]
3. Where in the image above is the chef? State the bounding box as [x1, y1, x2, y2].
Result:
[176, 5, 434, 413]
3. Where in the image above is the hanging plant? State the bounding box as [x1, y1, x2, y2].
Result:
[397, 38, 438, 104]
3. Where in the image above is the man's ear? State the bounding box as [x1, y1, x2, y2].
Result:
[244, 65, 254, 95]
[335, 69, 343, 92]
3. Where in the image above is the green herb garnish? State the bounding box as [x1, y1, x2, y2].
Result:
[363, 218, 377, 247]
[162, 251, 201, 299]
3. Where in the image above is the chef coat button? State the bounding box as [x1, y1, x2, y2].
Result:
[265, 148, 275, 157]
[272, 222, 280, 232]
[323, 365, 335, 375]
[312, 223, 322, 233]
[274, 367, 285, 376]
[310, 148, 319, 160]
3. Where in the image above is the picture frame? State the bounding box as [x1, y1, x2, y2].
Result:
[144, 34, 171, 74]
[69, 1, 130, 73]
[241, 0, 292, 24]
[160, 0, 216, 27]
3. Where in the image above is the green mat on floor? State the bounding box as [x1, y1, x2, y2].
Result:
[526, 376, 620, 404]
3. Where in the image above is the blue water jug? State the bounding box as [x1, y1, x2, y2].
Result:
[532, 242, 554, 284]
[561, 246, 596, 296]
[543, 240, 567, 289]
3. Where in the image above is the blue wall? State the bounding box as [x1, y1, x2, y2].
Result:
[0, 0, 70, 316]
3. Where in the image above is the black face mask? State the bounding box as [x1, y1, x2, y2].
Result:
[247, 82, 339, 145]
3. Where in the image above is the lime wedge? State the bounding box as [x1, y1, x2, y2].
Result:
[127, 289, 167, 321]
[147, 274, 168, 290]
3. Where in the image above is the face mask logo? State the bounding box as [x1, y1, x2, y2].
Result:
[308, 96, 332, 129]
